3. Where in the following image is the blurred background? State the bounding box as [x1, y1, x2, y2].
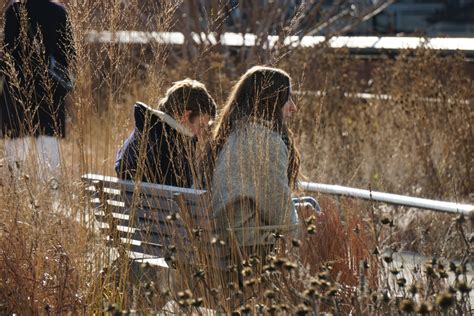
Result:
[1, 0, 472, 200]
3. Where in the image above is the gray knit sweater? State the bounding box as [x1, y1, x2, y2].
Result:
[211, 121, 294, 246]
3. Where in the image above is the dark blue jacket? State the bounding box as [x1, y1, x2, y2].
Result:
[115, 102, 196, 187]
[1, 0, 74, 138]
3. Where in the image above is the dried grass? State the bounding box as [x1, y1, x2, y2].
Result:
[0, 1, 472, 314]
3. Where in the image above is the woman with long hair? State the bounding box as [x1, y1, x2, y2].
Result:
[208, 65, 300, 265]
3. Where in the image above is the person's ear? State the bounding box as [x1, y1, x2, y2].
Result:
[180, 110, 193, 124]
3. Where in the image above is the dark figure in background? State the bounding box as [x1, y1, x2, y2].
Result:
[1, 0, 74, 181]
[115, 79, 217, 188]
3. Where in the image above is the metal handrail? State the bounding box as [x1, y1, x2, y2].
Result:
[298, 181, 474, 216]
[84, 31, 474, 52]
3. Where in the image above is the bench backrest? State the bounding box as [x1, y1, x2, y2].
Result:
[82, 173, 300, 273]
[82, 173, 212, 261]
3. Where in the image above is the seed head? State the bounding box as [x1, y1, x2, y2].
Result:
[193, 269, 205, 279]
[408, 283, 418, 296]
[305, 215, 316, 225]
[381, 217, 391, 225]
[456, 214, 466, 224]
[263, 264, 276, 273]
[399, 299, 415, 313]
[353, 224, 360, 234]
[177, 290, 192, 300]
[272, 231, 284, 239]
[292, 239, 301, 247]
[164, 254, 175, 263]
[296, 304, 309, 315]
[144, 281, 154, 290]
[424, 264, 435, 277]
[438, 270, 448, 278]
[244, 278, 256, 287]
[140, 262, 151, 270]
[283, 261, 297, 271]
[249, 254, 261, 265]
[279, 303, 290, 312]
[318, 280, 331, 290]
[166, 212, 181, 221]
[449, 261, 457, 272]
[264, 289, 276, 299]
[361, 260, 369, 270]
[325, 286, 338, 297]
[370, 291, 377, 303]
[416, 301, 432, 314]
[241, 267, 252, 277]
[455, 264, 467, 276]
[382, 255, 393, 264]
[303, 288, 316, 298]
[255, 304, 265, 313]
[240, 304, 251, 314]
[396, 277, 406, 287]
[455, 280, 472, 294]
[191, 298, 203, 307]
[272, 257, 289, 268]
[390, 268, 400, 275]
[436, 291, 455, 309]
[192, 228, 202, 238]
[266, 305, 278, 314]
[318, 271, 329, 280]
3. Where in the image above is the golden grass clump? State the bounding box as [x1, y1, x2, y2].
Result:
[1, 0, 473, 314]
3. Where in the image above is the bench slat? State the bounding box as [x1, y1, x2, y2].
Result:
[85, 185, 122, 196]
[94, 210, 130, 221]
[96, 222, 138, 234]
[90, 198, 125, 208]
[94, 212, 131, 228]
[122, 193, 181, 213]
[82, 173, 207, 203]
[94, 210, 192, 243]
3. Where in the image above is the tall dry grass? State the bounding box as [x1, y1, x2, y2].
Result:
[0, 0, 472, 314]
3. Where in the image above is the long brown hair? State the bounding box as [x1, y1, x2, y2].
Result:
[207, 65, 300, 188]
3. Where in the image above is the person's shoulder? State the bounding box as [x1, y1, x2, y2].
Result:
[49, 1, 66, 9]
[5, 2, 21, 15]
[47, 1, 68, 15]
[245, 121, 283, 142]
[133, 102, 152, 131]
[133, 101, 167, 132]
[230, 120, 286, 152]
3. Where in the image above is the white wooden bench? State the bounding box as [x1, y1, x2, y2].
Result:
[81, 173, 217, 268]
[81, 174, 290, 268]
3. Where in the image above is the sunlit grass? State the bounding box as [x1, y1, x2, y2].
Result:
[0, 1, 472, 314]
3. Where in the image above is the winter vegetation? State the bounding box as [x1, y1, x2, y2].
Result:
[0, 1, 472, 314]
